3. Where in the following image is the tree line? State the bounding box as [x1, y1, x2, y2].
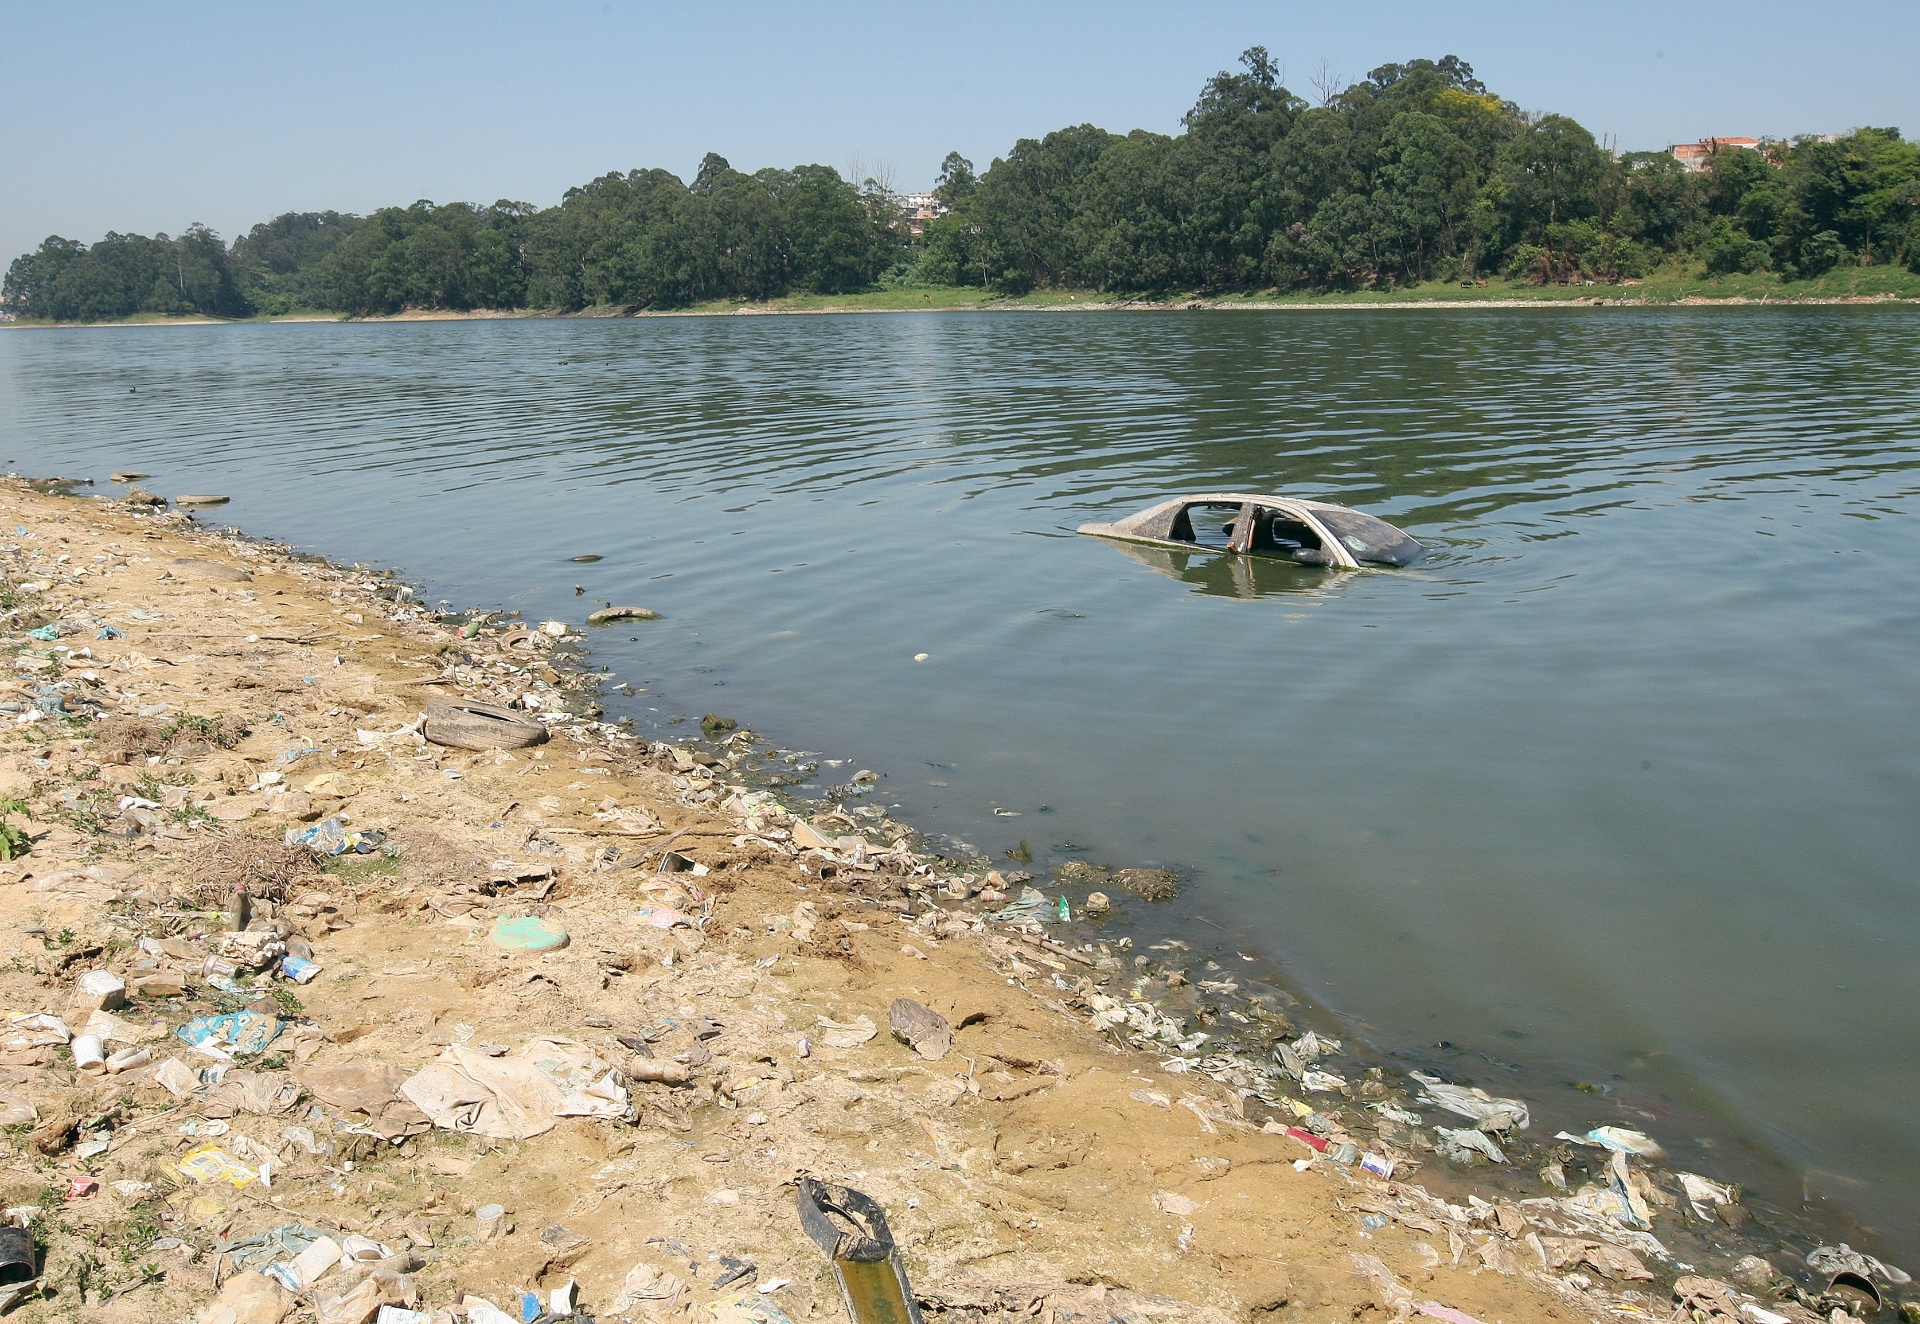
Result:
[8, 51, 1920, 321]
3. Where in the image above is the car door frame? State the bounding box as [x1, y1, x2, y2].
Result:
[1252, 499, 1361, 568]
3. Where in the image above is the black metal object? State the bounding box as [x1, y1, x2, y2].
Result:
[0, 1226, 35, 1285]
[795, 1178, 923, 1324]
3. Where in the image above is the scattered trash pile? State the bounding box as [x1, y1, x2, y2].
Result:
[0, 476, 1911, 1324]
[957, 868, 1917, 1324]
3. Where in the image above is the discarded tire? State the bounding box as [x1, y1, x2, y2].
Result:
[423, 698, 549, 751]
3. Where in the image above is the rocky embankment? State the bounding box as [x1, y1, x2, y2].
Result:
[0, 479, 1888, 1324]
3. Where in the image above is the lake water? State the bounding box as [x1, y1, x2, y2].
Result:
[5, 309, 1919, 1263]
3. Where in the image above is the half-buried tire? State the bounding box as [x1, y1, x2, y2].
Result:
[423, 698, 549, 751]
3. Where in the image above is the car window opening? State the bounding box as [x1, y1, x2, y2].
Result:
[1168, 503, 1245, 550]
[1252, 509, 1326, 558]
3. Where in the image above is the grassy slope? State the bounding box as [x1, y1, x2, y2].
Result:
[696, 264, 1920, 313]
[7, 265, 1917, 328]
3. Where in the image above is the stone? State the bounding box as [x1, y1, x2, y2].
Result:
[264, 790, 317, 819]
[888, 998, 952, 1061]
[132, 973, 188, 999]
[194, 1270, 294, 1324]
[586, 606, 660, 625]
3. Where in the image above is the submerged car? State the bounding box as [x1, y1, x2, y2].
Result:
[1077, 493, 1423, 568]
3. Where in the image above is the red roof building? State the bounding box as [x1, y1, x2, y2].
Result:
[1670, 137, 1762, 172]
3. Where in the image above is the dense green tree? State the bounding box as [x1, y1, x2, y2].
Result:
[1611, 153, 1696, 251]
[933, 153, 977, 209]
[1070, 131, 1189, 291]
[1371, 111, 1480, 278]
[3, 226, 247, 320]
[11, 54, 1920, 321]
[971, 124, 1118, 292]
[230, 212, 362, 313]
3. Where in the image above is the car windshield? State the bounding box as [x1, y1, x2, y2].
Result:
[1308, 508, 1423, 566]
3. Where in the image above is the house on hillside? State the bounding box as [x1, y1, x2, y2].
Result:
[891, 193, 947, 235]
[1670, 137, 1762, 172]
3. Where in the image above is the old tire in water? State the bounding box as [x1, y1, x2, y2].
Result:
[423, 698, 549, 751]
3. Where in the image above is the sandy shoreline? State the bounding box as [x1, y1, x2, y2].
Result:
[0, 480, 1875, 1324]
[3, 291, 1918, 332]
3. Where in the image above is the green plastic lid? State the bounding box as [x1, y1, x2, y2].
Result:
[489, 916, 569, 952]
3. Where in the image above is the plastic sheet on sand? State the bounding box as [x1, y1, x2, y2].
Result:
[400, 1038, 629, 1139]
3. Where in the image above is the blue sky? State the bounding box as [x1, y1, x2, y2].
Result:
[3, 0, 1913, 261]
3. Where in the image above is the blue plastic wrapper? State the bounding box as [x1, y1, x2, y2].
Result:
[175, 1011, 284, 1057]
[25, 624, 61, 641]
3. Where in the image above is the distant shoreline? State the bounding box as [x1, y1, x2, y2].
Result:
[6, 285, 1918, 329]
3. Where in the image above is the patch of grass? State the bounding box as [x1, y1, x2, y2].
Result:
[0, 796, 32, 860]
[663, 267, 1920, 314]
[60, 786, 123, 836]
[324, 852, 403, 883]
[93, 712, 247, 765]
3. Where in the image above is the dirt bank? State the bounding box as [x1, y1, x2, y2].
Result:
[0, 480, 1851, 1324]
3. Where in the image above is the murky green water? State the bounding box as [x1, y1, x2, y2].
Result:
[5, 309, 1919, 1262]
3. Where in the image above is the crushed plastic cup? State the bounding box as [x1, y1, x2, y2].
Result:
[105, 1046, 151, 1074]
[340, 1234, 389, 1263]
[5, 1013, 71, 1048]
[71, 1034, 106, 1073]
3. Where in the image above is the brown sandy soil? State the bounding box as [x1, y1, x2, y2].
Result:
[0, 481, 1815, 1324]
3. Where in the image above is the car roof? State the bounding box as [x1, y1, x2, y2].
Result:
[1139, 493, 1357, 514]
